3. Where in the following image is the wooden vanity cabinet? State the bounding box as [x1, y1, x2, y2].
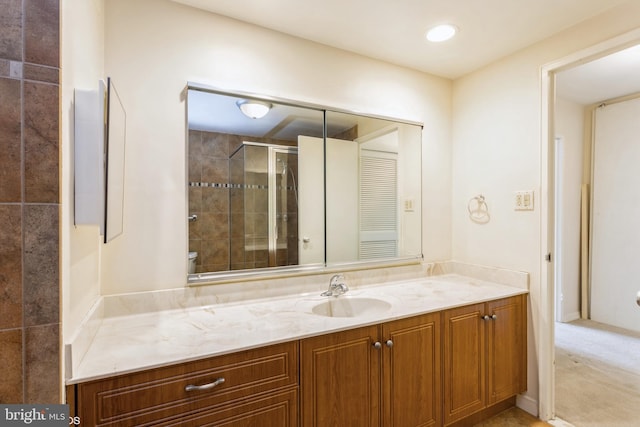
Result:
[442, 295, 527, 426]
[69, 341, 299, 427]
[68, 293, 526, 427]
[301, 313, 441, 427]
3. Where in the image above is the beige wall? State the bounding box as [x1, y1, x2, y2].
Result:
[452, 0, 640, 410]
[61, 0, 104, 339]
[100, 0, 452, 295]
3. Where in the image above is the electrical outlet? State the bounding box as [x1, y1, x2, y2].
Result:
[515, 190, 534, 211]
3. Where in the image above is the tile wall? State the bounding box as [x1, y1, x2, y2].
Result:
[188, 130, 237, 273]
[188, 130, 297, 273]
[0, 0, 60, 403]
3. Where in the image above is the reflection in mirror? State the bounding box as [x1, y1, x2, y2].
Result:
[186, 85, 422, 283]
[187, 88, 324, 275]
[104, 78, 127, 243]
[324, 111, 422, 265]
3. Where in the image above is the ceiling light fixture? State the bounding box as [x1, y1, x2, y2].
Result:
[236, 99, 272, 119]
[426, 24, 458, 42]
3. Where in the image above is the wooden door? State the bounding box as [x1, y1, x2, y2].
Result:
[486, 295, 527, 404]
[443, 303, 486, 425]
[301, 325, 381, 427]
[382, 313, 441, 427]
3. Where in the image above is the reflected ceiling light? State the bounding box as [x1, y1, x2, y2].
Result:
[236, 99, 272, 119]
[426, 24, 458, 42]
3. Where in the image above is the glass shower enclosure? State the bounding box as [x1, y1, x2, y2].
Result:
[229, 142, 299, 270]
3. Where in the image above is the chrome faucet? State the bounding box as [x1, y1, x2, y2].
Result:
[321, 274, 349, 297]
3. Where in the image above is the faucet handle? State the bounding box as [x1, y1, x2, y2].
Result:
[330, 273, 345, 285]
[323, 274, 348, 296]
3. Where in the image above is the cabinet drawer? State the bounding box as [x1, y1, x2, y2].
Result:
[157, 388, 298, 427]
[76, 341, 298, 427]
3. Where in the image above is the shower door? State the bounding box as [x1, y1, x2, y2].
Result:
[229, 143, 298, 269]
[271, 149, 299, 267]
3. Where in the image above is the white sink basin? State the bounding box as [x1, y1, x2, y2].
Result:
[312, 297, 391, 318]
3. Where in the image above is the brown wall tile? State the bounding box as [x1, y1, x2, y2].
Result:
[0, 0, 60, 405]
[0, 329, 23, 403]
[0, 59, 9, 76]
[188, 187, 202, 212]
[24, 0, 59, 67]
[202, 159, 229, 184]
[0, 77, 22, 202]
[23, 204, 59, 327]
[25, 323, 60, 403]
[23, 63, 59, 84]
[0, 0, 23, 61]
[200, 212, 229, 240]
[203, 132, 230, 158]
[0, 205, 22, 329]
[203, 187, 229, 213]
[24, 81, 59, 203]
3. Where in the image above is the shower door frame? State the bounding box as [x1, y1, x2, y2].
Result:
[242, 142, 298, 268]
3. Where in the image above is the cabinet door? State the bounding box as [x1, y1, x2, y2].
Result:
[443, 303, 486, 425]
[301, 325, 380, 427]
[382, 313, 441, 427]
[486, 295, 527, 404]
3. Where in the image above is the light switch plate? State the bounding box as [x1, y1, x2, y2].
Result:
[404, 198, 415, 212]
[515, 190, 534, 211]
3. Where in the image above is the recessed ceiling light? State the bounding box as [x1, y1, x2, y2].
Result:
[426, 24, 458, 42]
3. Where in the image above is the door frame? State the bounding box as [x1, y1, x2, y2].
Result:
[539, 27, 640, 421]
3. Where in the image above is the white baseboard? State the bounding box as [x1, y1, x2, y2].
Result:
[549, 417, 576, 427]
[560, 311, 580, 323]
[516, 394, 538, 416]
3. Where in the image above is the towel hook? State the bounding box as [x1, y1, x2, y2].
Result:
[468, 194, 490, 224]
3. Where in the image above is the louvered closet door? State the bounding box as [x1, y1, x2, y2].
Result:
[359, 149, 398, 259]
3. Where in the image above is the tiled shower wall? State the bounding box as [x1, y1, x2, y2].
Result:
[0, 0, 61, 403]
[188, 130, 298, 272]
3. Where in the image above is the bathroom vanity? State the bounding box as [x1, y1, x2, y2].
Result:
[65, 273, 527, 427]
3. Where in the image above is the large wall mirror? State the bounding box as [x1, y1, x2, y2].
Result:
[186, 83, 422, 284]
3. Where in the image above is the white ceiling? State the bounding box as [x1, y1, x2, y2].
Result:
[556, 44, 640, 105]
[172, 0, 628, 79]
[174, 0, 640, 106]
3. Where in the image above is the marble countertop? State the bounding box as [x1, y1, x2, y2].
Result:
[67, 273, 528, 384]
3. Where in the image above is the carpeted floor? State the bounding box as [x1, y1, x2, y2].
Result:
[474, 407, 552, 426]
[555, 319, 640, 427]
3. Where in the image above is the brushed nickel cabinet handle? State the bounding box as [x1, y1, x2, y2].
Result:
[185, 377, 225, 392]
[386, 340, 394, 348]
[373, 341, 382, 350]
